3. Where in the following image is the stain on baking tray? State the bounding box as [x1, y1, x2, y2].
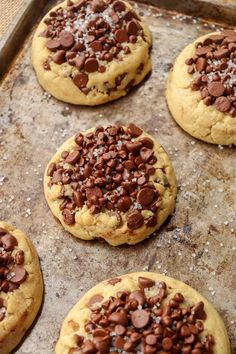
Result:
[0, 0, 236, 353]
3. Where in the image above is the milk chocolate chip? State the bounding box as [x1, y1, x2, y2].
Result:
[7, 266, 27, 284]
[1, 234, 17, 251]
[127, 211, 144, 229]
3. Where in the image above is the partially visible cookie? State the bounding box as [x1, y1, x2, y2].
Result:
[32, 0, 152, 106]
[44, 124, 177, 246]
[166, 29, 236, 145]
[55, 272, 230, 354]
[0, 222, 43, 354]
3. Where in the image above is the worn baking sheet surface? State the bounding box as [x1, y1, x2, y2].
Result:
[0, 1, 235, 353]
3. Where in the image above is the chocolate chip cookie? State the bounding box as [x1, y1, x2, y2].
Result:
[0, 222, 43, 354]
[55, 272, 230, 353]
[166, 30, 236, 145]
[32, 0, 152, 105]
[44, 124, 177, 245]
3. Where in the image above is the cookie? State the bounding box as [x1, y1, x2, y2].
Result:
[0, 222, 43, 354]
[55, 271, 230, 353]
[166, 29, 236, 145]
[32, 0, 152, 106]
[44, 124, 177, 246]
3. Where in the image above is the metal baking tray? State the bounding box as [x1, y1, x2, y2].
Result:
[0, 1, 235, 353]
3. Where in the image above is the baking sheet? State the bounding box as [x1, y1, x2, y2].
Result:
[0, 1, 235, 353]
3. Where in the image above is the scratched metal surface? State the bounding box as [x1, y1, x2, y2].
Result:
[0, 1, 235, 353]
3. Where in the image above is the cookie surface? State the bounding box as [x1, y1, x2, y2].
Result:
[55, 271, 230, 353]
[166, 30, 236, 145]
[44, 124, 177, 246]
[0, 222, 43, 354]
[32, 0, 152, 106]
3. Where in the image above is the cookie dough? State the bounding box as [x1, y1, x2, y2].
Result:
[44, 124, 177, 246]
[55, 272, 230, 354]
[0, 222, 43, 354]
[32, 0, 152, 106]
[166, 29, 236, 145]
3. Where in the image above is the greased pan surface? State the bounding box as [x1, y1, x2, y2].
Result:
[0, 0, 235, 352]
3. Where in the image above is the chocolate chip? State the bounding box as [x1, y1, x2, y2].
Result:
[208, 34, 225, 44]
[73, 73, 89, 88]
[91, 0, 106, 12]
[126, 141, 142, 153]
[124, 10, 138, 21]
[146, 215, 157, 227]
[86, 187, 103, 203]
[114, 336, 125, 349]
[73, 190, 84, 207]
[87, 35, 96, 43]
[109, 311, 128, 326]
[203, 96, 212, 106]
[65, 150, 81, 164]
[82, 340, 97, 354]
[75, 54, 86, 70]
[51, 169, 63, 184]
[138, 137, 153, 149]
[115, 29, 129, 43]
[84, 58, 99, 73]
[7, 266, 27, 284]
[137, 188, 155, 207]
[222, 29, 236, 36]
[73, 42, 86, 52]
[195, 57, 206, 72]
[138, 276, 155, 289]
[127, 123, 143, 137]
[0, 228, 6, 236]
[127, 211, 144, 229]
[214, 48, 229, 59]
[1, 234, 17, 251]
[145, 334, 157, 345]
[129, 35, 137, 43]
[76, 335, 84, 347]
[131, 309, 150, 329]
[191, 301, 206, 320]
[46, 39, 61, 51]
[52, 50, 66, 64]
[117, 196, 131, 212]
[208, 81, 225, 97]
[140, 147, 153, 163]
[113, 0, 126, 12]
[60, 31, 75, 49]
[15, 250, 25, 265]
[62, 208, 75, 225]
[195, 46, 211, 57]
[90, 40, 102, 52]
[162, 337, 173, 350]
[126, 20, 139, 35]
[215, 96, 231, 112]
